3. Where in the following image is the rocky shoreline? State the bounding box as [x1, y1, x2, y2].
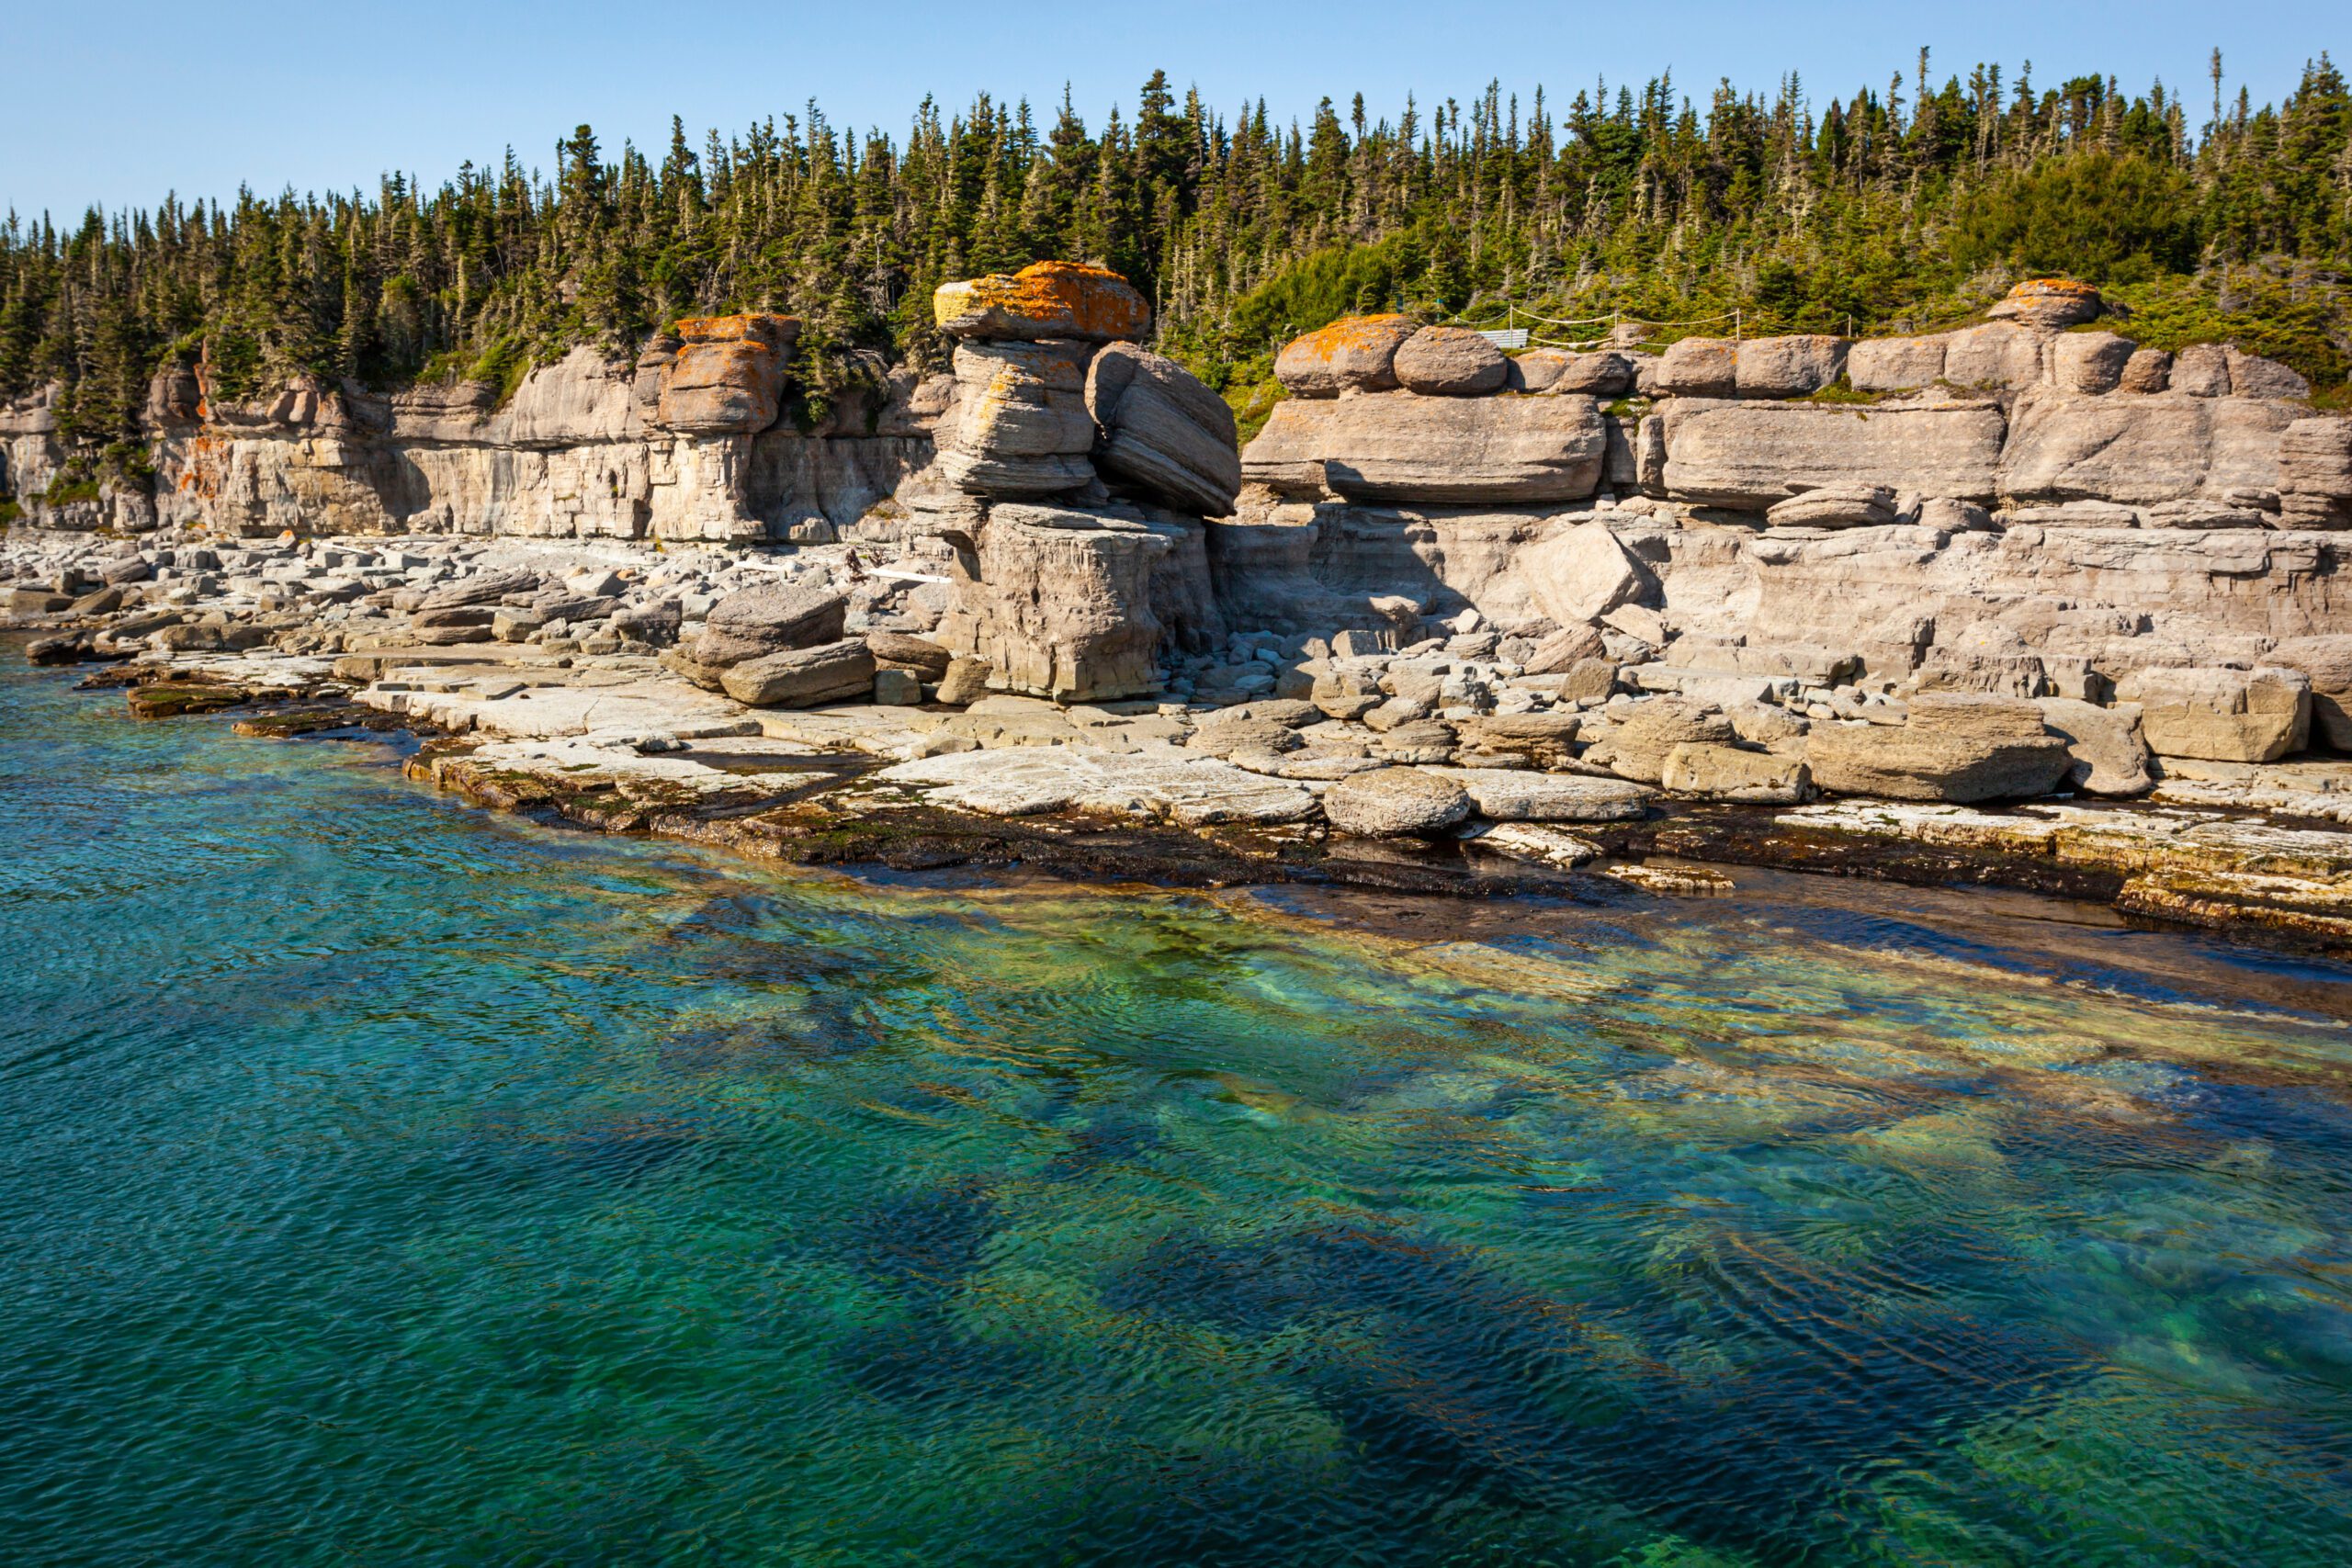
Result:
[10, 517, 2352, 953]
[11, 263, 2352, 952]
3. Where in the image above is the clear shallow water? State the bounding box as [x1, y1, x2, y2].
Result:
[3, 659, 2352, 1567]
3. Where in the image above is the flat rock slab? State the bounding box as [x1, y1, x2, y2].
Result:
[1421, 768, 1656, 822]
[364, 678, 747, 740]
[877, 748, 1318, 825]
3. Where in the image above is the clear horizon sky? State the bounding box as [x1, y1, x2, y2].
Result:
[4, 0, 2343, 222]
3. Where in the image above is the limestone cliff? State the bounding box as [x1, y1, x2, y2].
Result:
[1, 317, 934, 547]
[1228, 289, 2352, 702]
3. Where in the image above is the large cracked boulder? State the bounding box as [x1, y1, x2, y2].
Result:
[1804, 694, 2072, 803]
[1272, 315, 1419, 398]
[933, 505, 1170, 702]
[657, 314, 798, 434]
[1521, 520, 1649, 626]
[1997, 391, 2299, 507]
[1085, 343, 1241, 516]
[2113, 666, 2311, 763]
[692, 582, 847, 668]
[719, 638, 877, 707]
[935, 340, 1097, 498]
[1392, 327, 1509, 396]
[1321, 768, 1472, 837]
[1659, 399, 2004, 507]
[1242, 391, 1606, 504]
[933, 261, 1149, 343]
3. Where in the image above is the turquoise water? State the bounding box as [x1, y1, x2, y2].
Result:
[4, 657, 2352, 1566]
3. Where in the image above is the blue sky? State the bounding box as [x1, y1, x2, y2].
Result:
[3, 0, 2342, 220]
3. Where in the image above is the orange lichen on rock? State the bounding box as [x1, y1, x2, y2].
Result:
[673, 313, 801, 348]
[1988, 278, 2107, 327]
[2007, 278, 2104, 301]
[1273, 314, 1420, 398]
[659, 316, 800, 434]
[933, 262, 1151, 344]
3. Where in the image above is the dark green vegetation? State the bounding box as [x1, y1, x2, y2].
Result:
[5, 52, 2350, 473]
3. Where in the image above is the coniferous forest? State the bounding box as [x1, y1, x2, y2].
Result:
[5, 52, 2350, 475]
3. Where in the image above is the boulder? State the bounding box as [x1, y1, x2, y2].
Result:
[1321, 768, 1472, 837]
[2171, 344, 2231, 398]
[1659, 399, 2004, 507]
[1939, 322, 2049, 389]
[657, 314, 798, 434]
[873, 669, 922, 705]
[719, 638, 878, 707]
[2031, 697, 2154, 795]
[1509, 350, 1633, 396]
[867, 631, 953, 678]
[1544, 351, 1634, 397]
[2050, 332, 2136, 395]
[1583, 703, 1737, 784]
[1764, 484, 1898, 529]
[693, 583, 847, 667]
[1084, 343, 1241, 516]
[935, 339, 1097, 498]
[1847, 334, 1948, 393]
[1272, 315, 1419, 398]
[1392, 327, 1509, 396]
[933, 506, 1170, 702]
[1424, 769, 1655, 821]
[2118, 348, 2173, 394]
[1521, 520, 1648, 626]
[1657, 337, 1737, 397]
[1804, 695, 2073, 802]
[2278, 417, 2352, 529]
[1659, 742, 1812, 803]
[1451, 713, 1585, 768]
[1986, 278, 2105, 329]
[1735, 335, 1849, 398]
[2224, 347, 2312, 401]
[1997, 390, 2300, 507]
[1521, 622, 1608, 674]
[1506, 350, 1569, 392]
[933, 261, 1150, 343]
[1917, 497, 1995, 532]
[2267, 635, 2352, 749]
[1241, 391, 1606, 504]
[418, 569, 538, 610]
[2114, 666, 2312, 763]
[935, 656, 995, 705]
[1187, 715, 1304, 759]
